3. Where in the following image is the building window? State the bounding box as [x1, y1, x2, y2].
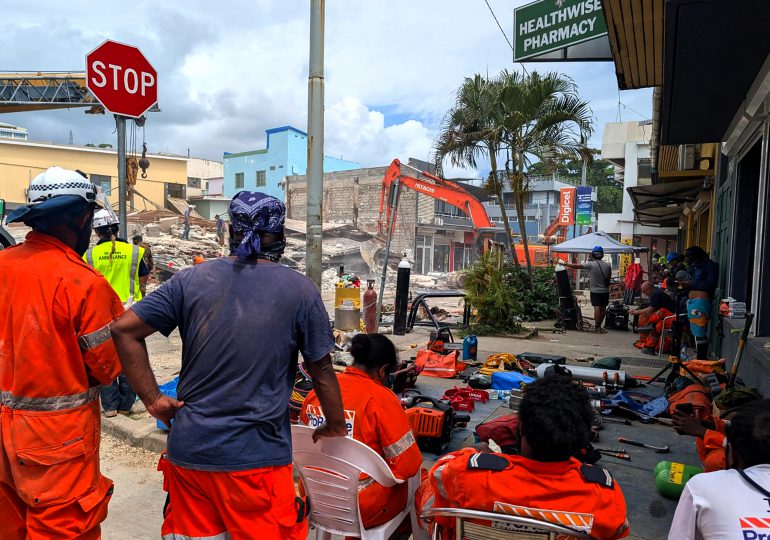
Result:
[235, 172, 244, 189]
[187, 177, 202, 189]
[90, 174, 111, 193]
[256, 170, 266, 187]
[269, 165, 276, 171]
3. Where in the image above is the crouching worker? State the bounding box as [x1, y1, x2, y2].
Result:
[631, 281, 675, 354]
[415, 376, 629, 540]
[301, 334, 423, 533]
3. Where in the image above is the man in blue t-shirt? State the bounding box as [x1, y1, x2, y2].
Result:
[111, 192, 346, 540]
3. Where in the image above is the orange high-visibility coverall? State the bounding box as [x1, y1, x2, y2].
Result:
[695, 416, 727, 472]
[415, 448, 630, 540]
[0, 232, 123, 539]
[301, 366, 423, 529]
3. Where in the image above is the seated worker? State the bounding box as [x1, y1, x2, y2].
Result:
[668, 399, 770, 540]
[672, 387, 762, 472]
[300, 334, 423, 532]
[415, 376, 629, 540]
[631, 281, 675, 354]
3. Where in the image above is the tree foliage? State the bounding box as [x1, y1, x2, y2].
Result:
[463, 252, 522, 335]
[434, 70, 593, 280]
[528, 149, 622, 213]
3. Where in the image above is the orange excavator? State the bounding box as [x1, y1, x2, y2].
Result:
[540, 217, 569, 245]
[377, 159, 552, 265]
[378, 159, 494, 232]
[377, 159, 501, 256]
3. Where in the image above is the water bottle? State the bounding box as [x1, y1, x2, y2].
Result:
[463, 335, 478, 361]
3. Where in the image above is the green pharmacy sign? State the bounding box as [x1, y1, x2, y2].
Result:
[514, 0, 608, 61]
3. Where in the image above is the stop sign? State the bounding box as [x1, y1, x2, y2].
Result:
[86, 40, 157, 118]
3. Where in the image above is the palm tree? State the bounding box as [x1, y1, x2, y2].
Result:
[433, 74, 521, 268]
[497, 70, 593, 278]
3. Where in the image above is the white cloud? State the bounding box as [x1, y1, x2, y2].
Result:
[0, 0, 652, 174]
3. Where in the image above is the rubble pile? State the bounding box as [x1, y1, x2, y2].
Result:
[130, 221, 225, 273]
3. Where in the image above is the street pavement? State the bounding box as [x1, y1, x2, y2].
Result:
[100, 322, 691, 539]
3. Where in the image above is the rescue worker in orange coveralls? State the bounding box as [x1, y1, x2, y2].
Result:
[672, 387, 762, 471]
[301, 333, 423, 534]
[415, 375, 629, 540]
[0, 167, 125, 539]
[111, 192, 347, 540]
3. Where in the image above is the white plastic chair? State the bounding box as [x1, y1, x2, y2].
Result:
[421, 507, 593, 539]
[291, 425, 424, 540]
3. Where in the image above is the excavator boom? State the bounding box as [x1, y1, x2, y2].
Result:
[378, 159, 493, 236]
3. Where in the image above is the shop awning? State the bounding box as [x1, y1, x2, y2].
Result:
[627, 179, 703, 227]
[601, 0, 664, 90]
[661, 0, 770, 144]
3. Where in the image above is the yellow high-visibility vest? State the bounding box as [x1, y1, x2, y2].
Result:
[84, 240, 144, 304]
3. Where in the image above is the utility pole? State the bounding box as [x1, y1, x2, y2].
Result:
[306, 0, 325, 288]
[116, 115, 127, 239]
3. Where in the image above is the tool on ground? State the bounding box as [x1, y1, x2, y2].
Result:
[618, 437, 670, 453]
[601, 417, 632, 425]
[405, 396, 470, 454]
[596, 450, 631, 461]
[535, 363, 627, 388]
[727, 312, 754, 388]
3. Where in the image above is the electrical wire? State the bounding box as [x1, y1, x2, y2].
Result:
[481, 0, 529, 76]
[482, 0, 513, 51]
[619, 102, 651, 121]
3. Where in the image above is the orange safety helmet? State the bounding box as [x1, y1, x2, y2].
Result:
[193, 255, 205, 265]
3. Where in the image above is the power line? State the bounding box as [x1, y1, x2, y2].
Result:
[481, 0, 529, 75]
[482, 0, 513, 51]
[620, 102, 651, 121]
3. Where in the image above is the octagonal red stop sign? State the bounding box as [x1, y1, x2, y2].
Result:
[86, 40, 157, 118]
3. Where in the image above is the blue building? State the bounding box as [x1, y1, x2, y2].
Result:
[222, 126, 359, 200]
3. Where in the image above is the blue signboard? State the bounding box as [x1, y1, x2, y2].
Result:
[576, 186, 592, 225]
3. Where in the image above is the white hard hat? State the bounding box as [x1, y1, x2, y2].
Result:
[26, 167, 100, 206]
[93, 208, 119, 229]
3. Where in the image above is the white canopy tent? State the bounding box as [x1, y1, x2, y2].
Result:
[550, 231, 643, 254]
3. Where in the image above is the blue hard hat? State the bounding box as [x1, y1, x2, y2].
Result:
[666, 252, 679, 263]
[592, 245, 604, 253]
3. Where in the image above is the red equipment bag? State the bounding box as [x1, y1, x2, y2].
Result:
[475, 414, 521, 450]
[415, 350, 462, 378]
[448, 397, 475, 412]
[442, 386, 490, 403]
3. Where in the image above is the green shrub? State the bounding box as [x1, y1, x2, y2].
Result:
[463, 252, 522, 335]
[463, 259, 558, 333]
[508, 266, 559, 321]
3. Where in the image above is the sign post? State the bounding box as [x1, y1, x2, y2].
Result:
[86, 40, 158, 239]
[514, 0, 609, 62]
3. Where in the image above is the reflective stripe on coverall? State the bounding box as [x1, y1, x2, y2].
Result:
[301, 366, 423, 529]
[0, 232, 123, 539]
[157, 456, 306, 540]
[415, 447, 630, 540]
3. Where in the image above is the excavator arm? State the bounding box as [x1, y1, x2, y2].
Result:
[541, 216, 568, 245]
[378, 159, 493, 236]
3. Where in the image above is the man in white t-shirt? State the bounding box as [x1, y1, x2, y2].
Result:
[668, 399, 770, 540]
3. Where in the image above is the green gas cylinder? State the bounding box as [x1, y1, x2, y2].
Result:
[654, 461, 703, 499]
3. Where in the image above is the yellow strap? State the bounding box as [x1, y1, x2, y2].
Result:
[669, 462, 685, 485]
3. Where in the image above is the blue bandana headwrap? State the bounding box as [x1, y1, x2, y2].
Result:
[228, 191, 286, 260]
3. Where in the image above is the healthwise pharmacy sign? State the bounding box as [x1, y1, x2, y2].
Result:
[514, 0, 608, 62]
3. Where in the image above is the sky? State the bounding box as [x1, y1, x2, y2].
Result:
[0, 0, 652, 178]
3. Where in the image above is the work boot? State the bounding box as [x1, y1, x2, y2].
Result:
[104, 410, 118, 418]
[118, 410, 132, 416]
